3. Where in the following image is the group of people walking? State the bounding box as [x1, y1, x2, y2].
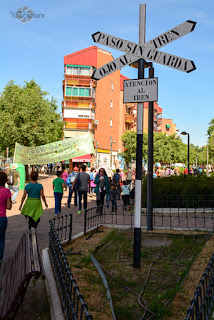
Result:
[65, 165, 135, 214]
[0, 164, 135, 262]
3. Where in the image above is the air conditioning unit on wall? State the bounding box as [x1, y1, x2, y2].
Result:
[94, 120, 99, 125]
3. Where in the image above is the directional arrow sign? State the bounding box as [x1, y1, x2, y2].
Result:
[92, 33, 195, 79]
[92, 54, 139, 80]
[92, 20, 196, 80]
[145, 20, 196, 50]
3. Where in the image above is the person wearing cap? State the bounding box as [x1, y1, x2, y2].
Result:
[67, 167, 78, 208]
[6, 163, 20, 204]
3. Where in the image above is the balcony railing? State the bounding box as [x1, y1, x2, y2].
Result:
[125, 113, 135, 123]
[64, 96, 95, 103]
[62, 100, 96, 109]
[65, 122, 95, 130]
[64, 76, 96, 87]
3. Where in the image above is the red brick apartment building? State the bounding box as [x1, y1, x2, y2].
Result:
[62, 46, 175, 169]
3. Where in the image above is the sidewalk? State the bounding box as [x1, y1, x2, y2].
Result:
[4, 175, 99, 261]
[3, 175, 104, 319]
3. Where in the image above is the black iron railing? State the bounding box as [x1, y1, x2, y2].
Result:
[48, 220, 93, 320]
[52, 214, 73, 242]
[84, 205, 214, 234]
[184, 254, 214, 320]
[142, 195, 214, 208]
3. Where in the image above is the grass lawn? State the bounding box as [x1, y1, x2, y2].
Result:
[63, 227, 212, 320]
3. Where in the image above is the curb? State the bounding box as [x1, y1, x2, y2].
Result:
[42, 248, 65, 320]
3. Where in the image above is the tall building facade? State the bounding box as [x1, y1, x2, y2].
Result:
[62, 46, 176, 169]
[62, 46, 120, 169]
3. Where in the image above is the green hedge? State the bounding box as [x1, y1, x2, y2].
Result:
[142, 176, 214, 197]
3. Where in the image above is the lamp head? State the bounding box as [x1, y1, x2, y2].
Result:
[181, 131, 188, 135]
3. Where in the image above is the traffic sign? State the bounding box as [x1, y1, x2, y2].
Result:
[92, 33, 195, 80]
[123, 78, 158, 103]
[92, 54, 138, 80]
[92, 20, 196, 80]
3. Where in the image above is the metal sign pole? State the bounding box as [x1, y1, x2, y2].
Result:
[147, 64, 154, 231]
[134, 3, 146, 268]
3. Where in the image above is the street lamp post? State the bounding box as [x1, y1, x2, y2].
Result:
[110, 137, 116, 169]
[181, 131, 190, 175]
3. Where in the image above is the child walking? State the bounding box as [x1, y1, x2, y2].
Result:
[109, 183, 118, 212]
[53, 171, 65, 216]
[106, 177, 112, 208]
[121, 180, 131, 210]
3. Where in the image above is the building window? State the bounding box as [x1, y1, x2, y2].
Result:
[66, 65, 92, 76]
[111, 82, 114, 91]
[66, 86, 91, 97]
[111, 100, 113, 109]
[110, 118, 112, 127]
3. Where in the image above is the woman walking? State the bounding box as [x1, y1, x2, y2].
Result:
[0, 172, 12, 262]
[94, 168, 110, 214]
[19, 171, 48, 230]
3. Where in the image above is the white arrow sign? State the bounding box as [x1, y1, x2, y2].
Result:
[92, 20, 196, 80]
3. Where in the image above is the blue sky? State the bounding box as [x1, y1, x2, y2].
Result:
[1, 0, 213, 147]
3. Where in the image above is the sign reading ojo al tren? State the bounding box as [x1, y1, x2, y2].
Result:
[123, 77, 158, 103]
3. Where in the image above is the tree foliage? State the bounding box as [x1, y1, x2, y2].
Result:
[208, 134, 214, 159]
[121, 130, 208, 165]
[0, 80, 63, 155]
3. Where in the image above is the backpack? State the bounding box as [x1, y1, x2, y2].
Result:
[66, 176, 71, 186]
[113, 173, 119, 183]
[66, 175, 76, 186]
[7, 171, 15, 185]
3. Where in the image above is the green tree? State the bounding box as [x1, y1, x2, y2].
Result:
[121, 130, 198, 165]
[0, 80, 63, 155]
[207, 119, 214, 138]
[208, 134, 214, 159]
[120, 130, 137, 164]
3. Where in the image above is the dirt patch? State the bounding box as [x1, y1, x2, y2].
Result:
[163, 233, 214, 320]
[64, 227, 113, 320]
[64, 227, 212, 320]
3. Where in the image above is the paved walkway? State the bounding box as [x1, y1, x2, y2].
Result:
[4, 175, 100, 261]
[3, 175, 105, 320]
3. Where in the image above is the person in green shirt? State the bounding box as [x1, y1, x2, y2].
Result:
[19, 171, 48, 230]
[53, 171, 65, 216]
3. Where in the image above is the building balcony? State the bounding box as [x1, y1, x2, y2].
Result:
[62, 100, 96, 109]
[65, 122, 92, 130]
[63, 77, 96, 87]
[64, 96, 95, 103]
[125, 113, 135, 123]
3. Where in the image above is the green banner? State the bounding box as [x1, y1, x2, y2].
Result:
[13, 134, 95, 165]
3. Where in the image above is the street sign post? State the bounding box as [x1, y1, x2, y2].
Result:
[91, 4, 196, 268]
[92, 20, 196, 80]
[123, 78, 158, 103]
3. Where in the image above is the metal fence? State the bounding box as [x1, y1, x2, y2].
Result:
[48, 220, 93, 320]
[184, 253, 214, 320]
[52, 214, 73, 242]
[84, 205, 214, 234]
[142, 195, 214, 208]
